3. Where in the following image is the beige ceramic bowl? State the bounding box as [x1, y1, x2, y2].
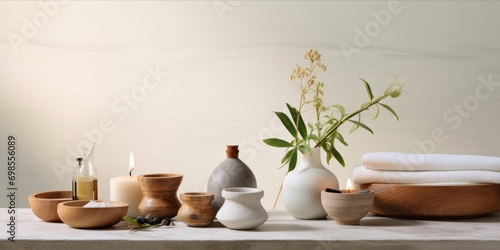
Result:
[321, 190, 374, 225]
[28, 191, 72, 222]
[57, 200, 128, 229]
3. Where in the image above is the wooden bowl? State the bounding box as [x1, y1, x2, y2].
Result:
[358, 183, 500, 219]
[57, 200, 128, 228]
[28, 191, 72, 222]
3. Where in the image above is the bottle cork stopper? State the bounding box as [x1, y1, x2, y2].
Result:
[226, 145, 239, 158]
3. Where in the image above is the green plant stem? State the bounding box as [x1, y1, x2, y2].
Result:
[315, 85, 322, 140]
[273, 176, 285, 210]
[295, 93, 305, 140]
[314, 89, 399, 148]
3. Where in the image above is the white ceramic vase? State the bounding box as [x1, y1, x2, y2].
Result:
[282, 147, 339, 219]
[216, 187, 268, 230]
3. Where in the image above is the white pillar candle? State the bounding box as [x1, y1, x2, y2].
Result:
[110, 176, 142, 217]
[109, 150, 143, 218]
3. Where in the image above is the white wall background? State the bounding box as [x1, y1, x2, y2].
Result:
[1, 0, 500, 209]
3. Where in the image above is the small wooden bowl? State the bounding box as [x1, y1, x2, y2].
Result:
[28, 191, 72, 222]
[57, 200, 128, 228]
[178, 192, 216, 227]
[358, 183, 500, 219]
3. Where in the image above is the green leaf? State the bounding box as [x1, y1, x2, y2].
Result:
[323, 144, 332, 163]
[298, 143, 311, 155]
[360, 101, 371, 109]
[390, 90, 402, 98]
[348, 119, 374, 134]
[263, 138, 293, 148]
[288, 148, 298, 172]
[286, 103, 307, 140]
[280, 149, 294, 165]
[332, 104, 346, 118]
[309, 133, 319, 142]
[335, 132, 348, 146]
[349, 114, 361, 134]
[123, 216, 141, 227]
[360, 78, 373, 101]
[379, 103, 400, 120]
[307, 122, 315, 132]
[325, 118, 339, 125]
[274, 111, 297, 137]
[330, 144, 345, 167]
[373, 104, 380, 120]
[318, 125, 334, 146]
[328, 130, 337, 143]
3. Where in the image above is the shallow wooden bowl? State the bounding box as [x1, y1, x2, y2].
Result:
[57, 200, 128, 228]
[28, 191, 72, 222]
[358, 183, 500, 219]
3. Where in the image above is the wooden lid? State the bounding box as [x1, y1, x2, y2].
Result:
[226, 145, 239, 158]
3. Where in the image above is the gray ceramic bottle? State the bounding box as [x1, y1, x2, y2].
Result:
[207, 145, 257, 212]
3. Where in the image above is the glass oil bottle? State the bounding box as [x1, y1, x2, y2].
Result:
[73, 144, 98, 200]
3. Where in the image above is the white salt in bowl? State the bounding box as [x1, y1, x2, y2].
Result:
[57, 200, 128, 228]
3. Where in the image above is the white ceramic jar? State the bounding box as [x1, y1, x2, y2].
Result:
[216, 187, 268, 230]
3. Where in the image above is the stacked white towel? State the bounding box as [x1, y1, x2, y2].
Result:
[353, 152, 500, 184]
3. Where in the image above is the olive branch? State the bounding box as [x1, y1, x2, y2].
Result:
[263, 49, 406, 173]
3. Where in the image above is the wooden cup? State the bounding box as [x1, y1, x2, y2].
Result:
[137, 173, 183, 218]
[178, 192, 216, 227]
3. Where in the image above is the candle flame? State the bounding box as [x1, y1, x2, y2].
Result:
[129, 151, 135, 176]
[346, 178, 353, 193]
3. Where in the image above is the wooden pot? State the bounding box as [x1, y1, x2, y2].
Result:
[137, 173, 183, 218]
[178, 192, 216, 227]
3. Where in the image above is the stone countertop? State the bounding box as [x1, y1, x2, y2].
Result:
[1, 209, 499, 250]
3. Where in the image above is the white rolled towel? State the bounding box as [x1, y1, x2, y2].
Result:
[362, 152, 500, 172]
[353, 165, 500, 184]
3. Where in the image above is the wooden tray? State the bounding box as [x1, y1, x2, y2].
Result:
[357, 183, 500, 219]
